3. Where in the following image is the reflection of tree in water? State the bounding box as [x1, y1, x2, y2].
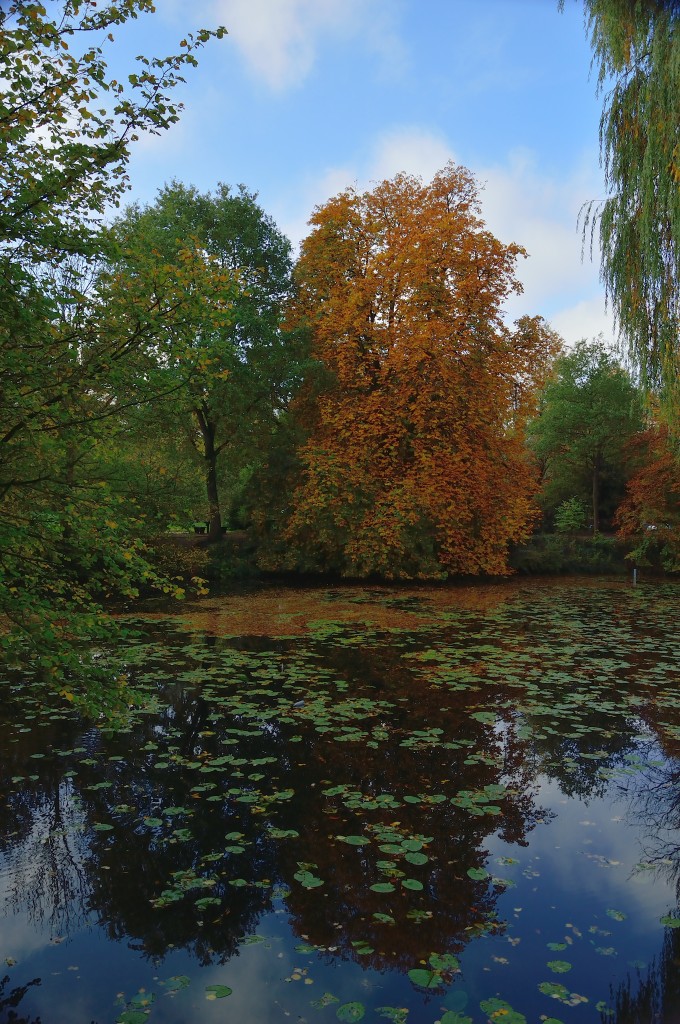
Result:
[0, 632, 552, 977]
[0, 974, 42, 1024]
[3, 593, 678, 1001]
[0, 720, 93, 939]
[603, 927, 680, 1024]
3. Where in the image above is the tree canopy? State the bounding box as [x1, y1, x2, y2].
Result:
[0, 1, 225, 705]
[563, 0, 680, 398]
[529, 339, 643, 533]
[281, 165, 558, 578]
[111, 181, 302, 539]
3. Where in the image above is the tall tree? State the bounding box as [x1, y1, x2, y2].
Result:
[112, 182, 302, 540]
[282, 165, 558, 579]
[615, 419, 680, 570]
[529, 340, 643, 534]
[0, 2, 225, 704]
[562, 0, 680, 396]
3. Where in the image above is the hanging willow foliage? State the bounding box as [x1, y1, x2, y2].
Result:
[562, 0, 680, 395]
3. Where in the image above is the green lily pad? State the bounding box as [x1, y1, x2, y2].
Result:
[479, 998, 526, 1023]
[336, 1001, 365, 1021]
[205, 984, 233, 999]
[407, 968, 440, 989]
[547, 960, 572, 973]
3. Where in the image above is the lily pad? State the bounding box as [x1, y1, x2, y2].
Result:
[205, 984, 233, 999]
[336, 1001, 365, 1021]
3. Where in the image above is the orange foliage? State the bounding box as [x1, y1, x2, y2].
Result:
[284, 164, 559, 578]
[615, 423, 680, 569]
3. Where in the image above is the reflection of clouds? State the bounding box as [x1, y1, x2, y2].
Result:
[489, 777, 677, 929]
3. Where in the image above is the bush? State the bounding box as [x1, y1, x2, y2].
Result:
[511, 533, 628, 575]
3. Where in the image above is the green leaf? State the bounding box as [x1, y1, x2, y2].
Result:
[407, 968, 440, 989]
[370, 882, 395, 893]
[547, 960, 572, 973]
[466, 867, 488, 880]
[205, 984, 232, 999]
[404, 851, 428, 865]
[336, 1001, 365, 1021]
[402, 878, 423, 891]
[479, 998, 527, 1023]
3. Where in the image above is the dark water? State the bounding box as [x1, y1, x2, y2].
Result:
[2, 578, 680, 1024]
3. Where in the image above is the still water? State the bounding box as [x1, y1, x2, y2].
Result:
[1, 578, 680, 1024]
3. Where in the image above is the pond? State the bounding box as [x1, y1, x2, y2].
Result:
[2, 577, 680, 1024]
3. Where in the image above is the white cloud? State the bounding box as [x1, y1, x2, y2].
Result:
[367, 126, 456, 184]
[549, 296, 618, 348]
[271, 126, 615, 346]
[211, 0, 403, 91]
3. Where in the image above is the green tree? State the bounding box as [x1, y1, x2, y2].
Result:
[562, 0, 680, 397]
[112, 181, 303, 541]
[0, 2, 225, 705]
[529, 339, 643, 534]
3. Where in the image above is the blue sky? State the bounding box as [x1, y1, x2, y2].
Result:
[113, 0, 614, 346]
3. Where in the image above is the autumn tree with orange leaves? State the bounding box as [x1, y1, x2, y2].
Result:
[280, 164, 559, 579]
[615, 422, 680, 571]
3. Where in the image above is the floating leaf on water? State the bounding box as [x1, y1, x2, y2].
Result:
[404, 851, 428, 866]
[336, 835, 367, 846]
[312, 992, 340, 1009]
[164, 975, 190, 991]
[429, 953, 459, 972]
[375, 1008, 409, 1023]
[440, 1014, 472, 1024]
[370, 882, 395, 893]
[402, 878, 423, 891]
[538, 981, 569, 999]
[116, 1012, 147, 1024]
[547, 961, 572, 973]
[660, 914, 680, 928]
[294, 870, 324, 889]
[336, 1001, 365, 1021]
[606, 909, 627, 921]
[373, 913, 396, 925]
[129, 992, 155, 1009]
[351, 940, 374, 955]
[479, 997, 527, 1023]
[466, 867, 488, 881]
[205, 984, 233, 999]
[407, 968, 440, 989]
[92, 823, 114, 832]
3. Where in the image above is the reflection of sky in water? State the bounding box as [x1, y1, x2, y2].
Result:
[2, 580, 680, 1023]
[459, 773, 680, 1020]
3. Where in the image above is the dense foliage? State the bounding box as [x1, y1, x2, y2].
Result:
[111, 182, 304, 540]
[2, 3, 677, 709]
[529, 340, 643, 533]
[0, 1, 226, 703]
[563, 0, 680, 399]
[279, 166, 558, 578]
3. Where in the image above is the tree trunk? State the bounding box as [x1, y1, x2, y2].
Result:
[196, 407, 222, 541]
[592, 454, 600, 535]
[205, 440, 222, 541]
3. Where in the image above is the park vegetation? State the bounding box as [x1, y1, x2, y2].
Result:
[1, 1, 679, 706]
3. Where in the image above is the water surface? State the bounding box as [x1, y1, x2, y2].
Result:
[1, 578, 680, 1024]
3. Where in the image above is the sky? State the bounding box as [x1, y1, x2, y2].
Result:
[111, 0, 615, 347]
